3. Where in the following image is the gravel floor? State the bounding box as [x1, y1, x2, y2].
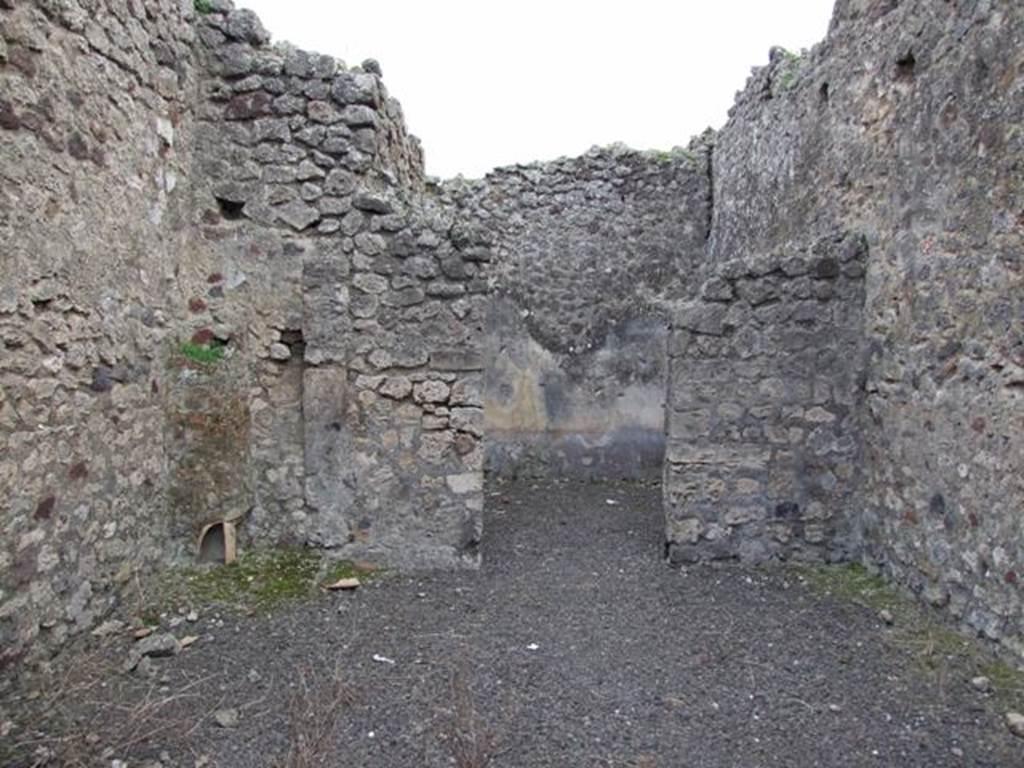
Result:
[7, 480, 1023, 767]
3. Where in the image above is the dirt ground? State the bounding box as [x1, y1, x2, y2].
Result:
[2, 480, 1022, 767]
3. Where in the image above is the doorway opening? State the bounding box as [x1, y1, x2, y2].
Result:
[481, 298, 669, 560]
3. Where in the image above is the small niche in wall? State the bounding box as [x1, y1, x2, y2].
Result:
[280, 328, 306, 358]
[269, 328, 306, 365]
[895, 50, 916, 80]
[197, 521, 237, 565]
[215, 196, 246, 221]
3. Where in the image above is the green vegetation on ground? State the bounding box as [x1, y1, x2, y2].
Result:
[145, 549, 384, 616]
[796, 562, 1024, 710]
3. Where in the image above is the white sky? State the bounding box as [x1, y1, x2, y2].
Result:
[238, 1, 836, 179]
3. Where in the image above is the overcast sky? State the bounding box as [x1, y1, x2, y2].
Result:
[238, 1, 836, 179]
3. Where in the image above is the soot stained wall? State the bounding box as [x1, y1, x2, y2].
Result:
[485, 301, 667, 480]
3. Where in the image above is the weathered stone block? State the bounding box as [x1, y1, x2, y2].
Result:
[379, 376, 413, 400]
[450, 376, 483, 406]
[381, 287, 425, 307]
[418, 431, 454, 463]
[276, 199, 320, 231]
[431, 349, 484, 371]
[666, 444, 770, 471]
[413, 380, 450, 404]
[352, 193, 393, 214]
[675, 303, 731, 336]
[450, 407, 483, 437]
[446, 472, 482, 495]
[667, 517, 703, 545]
[340, 104, 378, 128]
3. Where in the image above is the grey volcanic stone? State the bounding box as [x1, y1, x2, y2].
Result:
[224, 10, 270, 46]
[352, 193, 393, 214]
[214, 708, 241, 729]
[276, 200, 320, 231]
[136, 633, 181, 659]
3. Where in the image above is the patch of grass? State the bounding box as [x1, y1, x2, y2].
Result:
[795, 562, 1024, 710]
[148, 551, 384, 617]
[180, 340, 225, 365]
[643, 147, 697, 166]
[646, 150, 674, 165]
[137, 605, 163, 627]
[323, 558, 381, 584]
[979, 659, 1024, 708]
[188, 548, 321, 611]
[774, 47, 804, 92]
[778, 47, 802, 64]
[155, 549, 321, 615]
[194, 0, 215, 14]
[777, 70, 799, 91]
[797, 562, 902, 612]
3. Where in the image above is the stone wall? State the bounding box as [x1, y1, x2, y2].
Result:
[677, 0, 1024, 655]
[187, 4, 482, 569]
[449, 145, 711, 479]
[665, 234, 867, 564]
[851, 0, 1022, 655]
[184, 4, 393, 551]
[2, 0, 1022, 664]
[0, 0, 198, 657]
[0, 0, 481, 663]
[339, 185, 488, 568]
